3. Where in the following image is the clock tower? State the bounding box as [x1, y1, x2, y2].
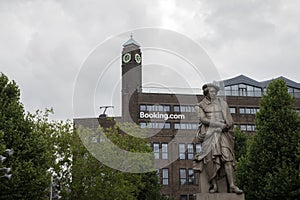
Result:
[121, 35, 142, 122]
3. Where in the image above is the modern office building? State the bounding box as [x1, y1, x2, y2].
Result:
[74, 36, 300, 200]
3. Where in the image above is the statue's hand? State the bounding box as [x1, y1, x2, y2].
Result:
[222, 124, 231, 132]
[193, 154, 201, 161]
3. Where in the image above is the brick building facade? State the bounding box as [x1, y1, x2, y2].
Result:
[74, 37, 300, 200]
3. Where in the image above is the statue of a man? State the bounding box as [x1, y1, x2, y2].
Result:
[193, 83, 243, 194]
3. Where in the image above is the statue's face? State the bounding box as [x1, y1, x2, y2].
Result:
[208, 87, 217, 100]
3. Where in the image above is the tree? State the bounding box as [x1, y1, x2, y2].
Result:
[69, 122, 166, 200]
[234, 127, 248, 162]
[235, 79, 300, 200]
[0, 73, 49, 199]
[0, 73, 72, 199]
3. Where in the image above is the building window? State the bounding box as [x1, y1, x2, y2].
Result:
[162, 168, 169, 185]
[238, 84, 247, 96]
[174, 105, 180, 112]
[225, 84, 262, 97]
[180, 169, 187, 185]
[239, 108, 245, 114]
[189, 194, 195, 200]
[188, 168, 195, 185]
[294, 88, 300, 98]
[240, 124, 255, 132]
[180, 195, 188, 200]
[288, 87, 300, 98]
[162, 143, 168, 160]
[179, 144, 186, 160]
[187, 144, 194, 160]
[245, 108, 251, 114]
[174, 123, 198, 130]
[179, 144, 200, 160]
[240, 125, 246, 131]
[140, 122, 147, 128]
[140, 122, 171, 129]
[164, 105, 170, 112]
[153, 143, 168, 160]
[153, 143, 160, 159]
[140, 105, 146, 111]
[239, 107, 259, 115]
[229, 107, 236, 114]
[196, 144, 201, 154]
[180, 169, 195, 186]
[254, 87, 262, 97]
[140, 104, 170, 112]
[164, 123, 171, 129]
[174, 105, 196, 113]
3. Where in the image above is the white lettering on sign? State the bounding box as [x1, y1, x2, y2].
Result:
[139, 112, 185, 120]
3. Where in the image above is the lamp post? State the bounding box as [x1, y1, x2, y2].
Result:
[0, 149, 14, 180]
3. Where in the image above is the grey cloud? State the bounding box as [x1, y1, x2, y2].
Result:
[1, 0, 300, 120]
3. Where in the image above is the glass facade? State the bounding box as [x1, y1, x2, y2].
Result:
[288, 87, 300, 98]
[225, 84, 262, 97]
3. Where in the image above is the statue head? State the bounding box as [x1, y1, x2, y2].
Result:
[202, 83, 219, 100]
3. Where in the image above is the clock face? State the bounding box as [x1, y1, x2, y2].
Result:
[135, 53, 141, 64]
[123, 53, 131, 63]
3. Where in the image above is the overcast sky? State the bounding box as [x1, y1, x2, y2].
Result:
[1, 0, 300, 120]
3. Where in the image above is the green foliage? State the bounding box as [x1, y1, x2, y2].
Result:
[0, 73, 73, 199]
[234, 127, 248, 162]
[235, 79, 300, 200]
[70, 123, 165, 200]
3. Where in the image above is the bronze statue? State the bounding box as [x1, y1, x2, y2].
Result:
[193, 83, 243, 194]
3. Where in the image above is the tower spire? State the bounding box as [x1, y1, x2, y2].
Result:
[123, 34, 140, 47]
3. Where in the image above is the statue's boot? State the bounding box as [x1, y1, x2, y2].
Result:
[230, 186, 243, 194]
[225, 162, 243, 194]
[209, 178, 218, 193]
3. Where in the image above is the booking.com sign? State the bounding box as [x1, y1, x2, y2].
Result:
[140, 112, 185, 121]
[72, 28, 222, 173]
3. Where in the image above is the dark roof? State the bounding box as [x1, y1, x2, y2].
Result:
[261, 76, 300, 89]
[222, 74, 300, 89]
[223, 74, 262, 88]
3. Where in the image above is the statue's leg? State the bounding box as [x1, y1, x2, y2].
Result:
[224, 162, 243, 194]
[209, 178, 218, 193]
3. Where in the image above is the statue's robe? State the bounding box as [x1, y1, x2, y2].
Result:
[194, 97, 235, 182]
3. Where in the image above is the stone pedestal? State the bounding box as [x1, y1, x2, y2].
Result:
[196, 193, 245, 200]
[195, 164, 245, 200]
